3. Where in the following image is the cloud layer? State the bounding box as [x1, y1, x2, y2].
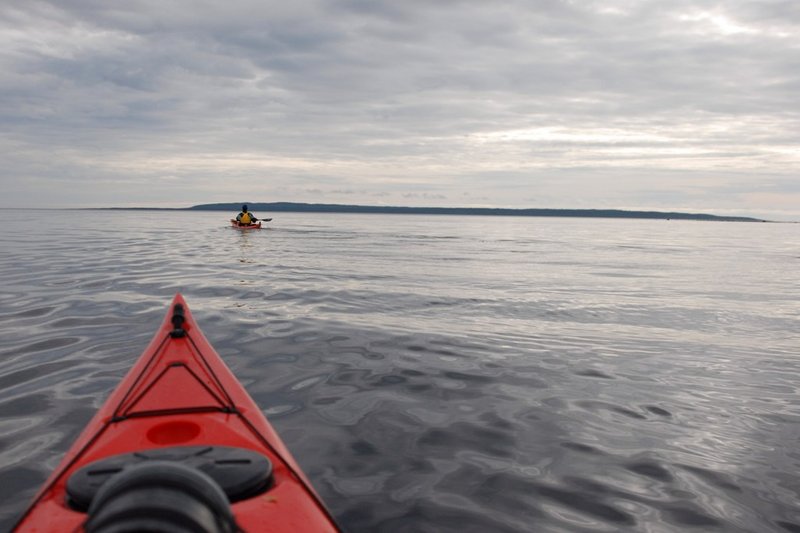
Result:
[1, 0, 798, 218]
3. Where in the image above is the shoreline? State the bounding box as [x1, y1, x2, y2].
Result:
[112, 202, 769, 222]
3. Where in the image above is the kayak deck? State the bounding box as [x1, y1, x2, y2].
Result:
[230, 219, 262, 229]
[15, 294, 339, 532]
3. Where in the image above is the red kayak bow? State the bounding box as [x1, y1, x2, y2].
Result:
[14, 294, 340, 532]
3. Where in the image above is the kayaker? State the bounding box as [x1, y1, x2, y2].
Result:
[235, 204, 259, 226]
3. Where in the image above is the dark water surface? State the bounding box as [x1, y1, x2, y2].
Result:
[0, 209, 798, 532]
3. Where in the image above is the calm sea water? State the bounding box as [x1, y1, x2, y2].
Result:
[0, 209, 798, 532]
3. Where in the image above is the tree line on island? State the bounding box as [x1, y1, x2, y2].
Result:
[187, 202, 765, 222]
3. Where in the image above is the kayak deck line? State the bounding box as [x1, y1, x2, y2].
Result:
[109, 403, 240, 423]
[111, 332, 238, 420]
[14, 295, 341, 532]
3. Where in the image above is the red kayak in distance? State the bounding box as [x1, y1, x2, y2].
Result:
[230, 219, 262, 229]
[14, 294, 340, 532]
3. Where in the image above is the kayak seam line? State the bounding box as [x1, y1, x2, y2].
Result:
[178, 329, 345, 528]
[11, 423, 111, 531]
[12, 333, 172, 529]
[235, 411, 343, 532]
[184, 330, 341, 530]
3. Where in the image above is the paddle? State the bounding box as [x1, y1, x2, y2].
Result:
[230, 218, 272, 226]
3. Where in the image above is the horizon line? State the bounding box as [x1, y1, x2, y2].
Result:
[72, 201, 773, 222]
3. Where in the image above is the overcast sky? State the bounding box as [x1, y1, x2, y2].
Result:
[1, 0, 798, 219]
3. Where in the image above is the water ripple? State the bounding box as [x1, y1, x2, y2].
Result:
[0, 211, 798, 532]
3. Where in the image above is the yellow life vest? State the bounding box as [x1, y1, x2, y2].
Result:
[239, 212, 252, 224]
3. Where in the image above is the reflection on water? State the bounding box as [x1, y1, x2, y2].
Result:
[0, 210, 798, 532]
[236, 225, 259, 265]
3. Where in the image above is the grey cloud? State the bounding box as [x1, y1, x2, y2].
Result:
[0, 0, 798, 218]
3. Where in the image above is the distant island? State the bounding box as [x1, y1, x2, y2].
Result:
[187, 202, 766, 222]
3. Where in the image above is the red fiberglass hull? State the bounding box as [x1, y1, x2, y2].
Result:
[14, 294, 339, 532]
[230, 220, 262, 229]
